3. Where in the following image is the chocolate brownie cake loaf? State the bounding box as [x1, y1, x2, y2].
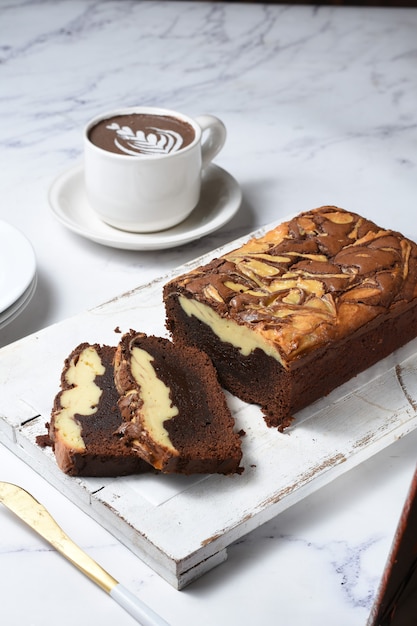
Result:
[113, 331, 242, 474]
[163, 206, 417, 430]
[48, 343, 152, 476]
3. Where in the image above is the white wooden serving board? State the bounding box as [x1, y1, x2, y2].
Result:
[1, 224, 417, 589]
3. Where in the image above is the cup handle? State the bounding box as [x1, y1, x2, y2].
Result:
[195, 115, 227, 168]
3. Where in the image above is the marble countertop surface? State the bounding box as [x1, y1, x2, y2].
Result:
[1, 1, 417, 624]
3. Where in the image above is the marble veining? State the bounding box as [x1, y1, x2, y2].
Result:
[1, 1, 417, 624]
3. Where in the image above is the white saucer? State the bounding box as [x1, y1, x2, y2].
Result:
[0, 221, 37, 314]
[49, 163, 242, 251]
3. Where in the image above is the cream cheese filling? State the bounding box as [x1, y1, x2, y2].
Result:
[54, 346, 105, 451]
[130, 346, 178, 452]
[178, 295, 284, 366]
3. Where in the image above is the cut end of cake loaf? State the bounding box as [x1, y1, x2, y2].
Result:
[163, 206, 417, 430]
[48, 342, 152, 476]
[113, 331, 243, 475]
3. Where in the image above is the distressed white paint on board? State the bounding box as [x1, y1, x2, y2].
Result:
[1, 224, 416, 589]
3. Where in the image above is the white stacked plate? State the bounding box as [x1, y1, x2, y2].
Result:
[0, 221, 37, 330]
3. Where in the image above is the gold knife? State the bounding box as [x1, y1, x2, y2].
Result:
[0, 481, 169, 626]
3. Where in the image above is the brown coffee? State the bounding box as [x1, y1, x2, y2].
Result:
[88, 113, 195, 156]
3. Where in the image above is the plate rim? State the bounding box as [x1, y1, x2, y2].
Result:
[0, 221, 37, 313]
[0, 273, 38, 330]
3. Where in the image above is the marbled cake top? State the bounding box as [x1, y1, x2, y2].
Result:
[168, 206, 417, 366]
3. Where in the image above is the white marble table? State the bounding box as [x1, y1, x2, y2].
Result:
[1, 1, 417, 624]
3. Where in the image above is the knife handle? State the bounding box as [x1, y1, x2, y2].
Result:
[110, 583, 170, 626]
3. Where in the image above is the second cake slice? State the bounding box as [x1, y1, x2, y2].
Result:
[114, 331, 242, 475]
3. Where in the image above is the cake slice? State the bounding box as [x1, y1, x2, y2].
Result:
[48, 342, 152, 476]
[113, 331, 243, 475]
[163, 206, 417, 430]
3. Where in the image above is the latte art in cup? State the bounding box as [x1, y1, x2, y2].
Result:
[88, 113, 195, 157]
[107, 123, 183, 156]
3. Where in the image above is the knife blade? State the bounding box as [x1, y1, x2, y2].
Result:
[0, 481, 169, 626]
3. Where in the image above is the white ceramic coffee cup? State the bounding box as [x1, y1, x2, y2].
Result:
[84, 107, 227, 233]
